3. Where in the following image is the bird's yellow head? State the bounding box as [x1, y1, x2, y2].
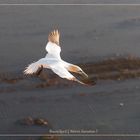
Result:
[48, 29, 60, 46]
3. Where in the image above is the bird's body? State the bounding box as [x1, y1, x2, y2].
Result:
[24, 30, 88, 85]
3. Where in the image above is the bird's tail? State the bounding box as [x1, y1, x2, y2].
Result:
[24, 62, 40, 75]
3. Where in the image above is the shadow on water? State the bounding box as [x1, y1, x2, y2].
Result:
[1, 55, 140, 93]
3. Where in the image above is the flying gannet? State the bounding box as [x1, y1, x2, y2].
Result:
[24, 30, 88, 85]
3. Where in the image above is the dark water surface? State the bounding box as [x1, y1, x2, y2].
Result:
[1, 5, 140, 72]
[0, 4, 140, 140]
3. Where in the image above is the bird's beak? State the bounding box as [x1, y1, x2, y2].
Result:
[80, 71, 88, 78]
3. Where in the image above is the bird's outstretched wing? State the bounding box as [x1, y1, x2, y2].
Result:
[62, 61, 88, 78]
[24, 62, 41, 74]
[48, 30, 60, 46]
[24, 58, 48, 75]
[50, 63, 88, 85]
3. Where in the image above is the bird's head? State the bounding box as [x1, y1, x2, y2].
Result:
[48, 29, 60, 46]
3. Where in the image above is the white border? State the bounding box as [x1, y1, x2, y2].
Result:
[0, 4, 140, 5]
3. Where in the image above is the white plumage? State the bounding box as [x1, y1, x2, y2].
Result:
[24, 30, 88, 85]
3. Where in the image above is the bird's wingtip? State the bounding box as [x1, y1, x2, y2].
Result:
[23, 67, 32, 75]
[23, 69, 29, 75]
[68, 77, 89, 86]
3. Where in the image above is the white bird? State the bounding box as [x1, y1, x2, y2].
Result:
[24, 30, 88, 85]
